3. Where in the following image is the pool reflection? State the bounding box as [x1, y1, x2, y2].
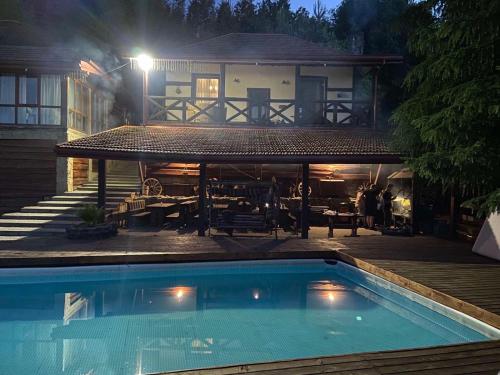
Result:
[0, 264, 487, 375]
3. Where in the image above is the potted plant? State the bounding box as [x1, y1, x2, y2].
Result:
[66, 205, 118, 239]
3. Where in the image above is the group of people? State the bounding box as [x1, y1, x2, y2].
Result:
[355, 183, 395, 230]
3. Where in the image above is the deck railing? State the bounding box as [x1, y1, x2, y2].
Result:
[147, 96, 372, 127]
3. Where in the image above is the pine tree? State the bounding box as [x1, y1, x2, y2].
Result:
[234, 0, 256, 32]
[392, 0, 500, 215]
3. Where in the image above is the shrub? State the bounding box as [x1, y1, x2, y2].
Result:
[78, 205, 105, 226]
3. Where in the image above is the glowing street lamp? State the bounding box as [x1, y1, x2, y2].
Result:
[136, 54, 153, 125]
[137, 54, 153, 72]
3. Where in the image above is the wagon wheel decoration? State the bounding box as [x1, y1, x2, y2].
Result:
[297, 182, 312, 197]
[142, 178, 163, 196]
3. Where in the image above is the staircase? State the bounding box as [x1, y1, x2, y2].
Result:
[0, 174, 140, 241]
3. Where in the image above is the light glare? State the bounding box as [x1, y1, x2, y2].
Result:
[137, 54, 153, 71]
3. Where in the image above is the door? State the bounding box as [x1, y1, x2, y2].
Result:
[298, 77, 326, 124]
[247, 88, 270, 123]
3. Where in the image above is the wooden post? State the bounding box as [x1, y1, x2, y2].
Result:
[219, 63, 226, 123]
[294, 65, 300, 125]
[198, 163, 207, 237]
[301, 163, 309, 239]
[97, 159, 106, 209]
[372, 67, 379, 129]
[142, 70, 149, 125]
[449, 184, 457, 239]
[411, 173, 419, 235]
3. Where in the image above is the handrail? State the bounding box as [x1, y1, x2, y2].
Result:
[147, 95, 372, 126]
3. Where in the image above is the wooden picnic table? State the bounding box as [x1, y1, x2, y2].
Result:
[147, 202, 177, 226]
[323, 211, 359, 238]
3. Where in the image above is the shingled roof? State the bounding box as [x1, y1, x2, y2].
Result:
[0, 45, 82, 70]
[55, 125, 400, 164]
[159, 33, 403, 64]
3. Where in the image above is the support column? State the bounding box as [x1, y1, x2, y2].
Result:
[97, 159, 106, 209]
[198, 163, 207, 237]
[142, 70, 149, 125]
[301, 163, 309, 239]
[372, 67, 379, 129]
[219, 63, 226, 123]
[294, 65, 300, 125]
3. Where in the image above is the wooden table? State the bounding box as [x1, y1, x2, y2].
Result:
[323, 211, 359, 238]
[147, 203, 177, 226]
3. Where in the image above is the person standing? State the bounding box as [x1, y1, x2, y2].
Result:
[355, 185, 366, 227]
[363, 184, 378, 230]
[382, 184, 394, 228]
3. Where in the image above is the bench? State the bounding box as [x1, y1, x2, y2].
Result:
[215, 212, 270, 237]
[110, 202, 128, 228]
[178, 200, 199, 227]
[127, 199, 150, 227]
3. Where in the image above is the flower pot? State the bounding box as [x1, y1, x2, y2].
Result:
[66, 223, 118, 240]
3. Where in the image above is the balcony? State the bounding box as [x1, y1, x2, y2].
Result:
[146, 96, 373, 127]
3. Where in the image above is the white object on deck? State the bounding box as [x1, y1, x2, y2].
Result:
[472, 212, 500, 260]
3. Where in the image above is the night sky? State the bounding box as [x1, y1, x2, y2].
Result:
[290, 0, 342, 12]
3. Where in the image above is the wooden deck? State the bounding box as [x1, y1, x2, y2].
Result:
[165, 340, 500, 375]
[0, 230, 499, 374]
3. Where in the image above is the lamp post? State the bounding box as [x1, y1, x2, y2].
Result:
[137, 54, 153, 125]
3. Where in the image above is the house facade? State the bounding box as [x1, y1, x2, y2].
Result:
[137, 34, 402, 127]
[0, 46, 115, 214]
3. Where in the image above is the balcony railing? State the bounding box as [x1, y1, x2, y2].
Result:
[147, 96, 372, 127]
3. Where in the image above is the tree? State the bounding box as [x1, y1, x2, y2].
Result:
[392, 0, 500, 215]
[215, 1, 236, 35]
[234, 0, 256, 32]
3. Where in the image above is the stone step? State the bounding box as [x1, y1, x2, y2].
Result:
[0, 226, 66, 236]
[0, 235, 27, 241]
[36, 201, 118, 208]
[64, 190, 135, 196]
[0, 218, 81, 228]
[1, 212, 79, 220]
[50, 196, 125, 202]
[78, 186, 140, 192]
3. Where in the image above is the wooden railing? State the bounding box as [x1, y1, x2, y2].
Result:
[147, 96, 372, 127]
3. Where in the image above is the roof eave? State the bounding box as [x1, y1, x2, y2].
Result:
[54, 145, 402, 165]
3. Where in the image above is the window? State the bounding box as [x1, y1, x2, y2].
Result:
[92, 93, 113, 133]
[0, 75, 15, 123]
[40, 75, 61, 125]
[0, 73, 61, 125]
[68, 78, 91, 133]
[192, 75, 219, 122]
[194, 76, 219, 105]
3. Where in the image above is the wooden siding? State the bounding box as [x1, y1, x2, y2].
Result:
[0, 139, 57, 214]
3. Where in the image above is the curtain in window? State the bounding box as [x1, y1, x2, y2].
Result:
[0, 75, 15, 104]
[0, 75, 15, 123]
[40, 75, 61, 124]
[41, 75, 61, 106]
[19, 76, 38, 105]
[196, 78, 218, 99]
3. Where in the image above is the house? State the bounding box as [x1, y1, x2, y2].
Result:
[53, 33, 405, 238]
[138, 33, 402, 127]
[0, 45, 116, 214]
[122, 33, 404, 199]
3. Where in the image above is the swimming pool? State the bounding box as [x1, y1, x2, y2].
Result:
[0, 259, 498, 375]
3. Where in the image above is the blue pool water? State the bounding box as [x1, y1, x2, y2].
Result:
[0, 260, 498, 375]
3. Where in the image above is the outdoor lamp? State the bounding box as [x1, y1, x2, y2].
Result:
[137, 54, 153, 71]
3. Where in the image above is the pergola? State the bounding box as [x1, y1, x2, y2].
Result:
[55, 124, 401, 238]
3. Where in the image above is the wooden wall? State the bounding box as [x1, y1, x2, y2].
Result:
[72, 158, 89, 188]
[0, 139, 57, 214]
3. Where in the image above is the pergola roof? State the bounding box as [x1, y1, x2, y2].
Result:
[55, 125, 401, 164]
